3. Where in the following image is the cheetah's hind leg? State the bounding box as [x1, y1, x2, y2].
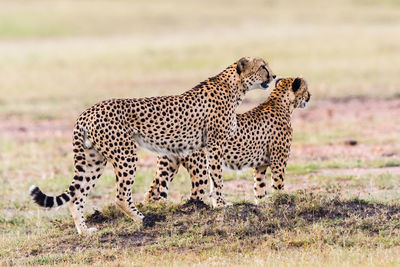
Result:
[68, 146, 107, 235]
[144, 155, 180, 203]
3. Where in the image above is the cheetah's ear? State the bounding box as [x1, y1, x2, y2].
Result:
[236, 57, 249, 75]
[292, 77, 302, 92]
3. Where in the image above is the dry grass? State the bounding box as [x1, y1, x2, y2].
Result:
[1, 98, 400, 265]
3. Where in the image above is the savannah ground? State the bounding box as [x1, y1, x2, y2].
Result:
[1, 0, 400, 266]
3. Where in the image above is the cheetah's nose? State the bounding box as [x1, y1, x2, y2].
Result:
[273, 75, 276, 79]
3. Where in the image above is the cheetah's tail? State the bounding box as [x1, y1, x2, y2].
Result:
[29, 185, 72, 208]
[29, 125, 87, 209]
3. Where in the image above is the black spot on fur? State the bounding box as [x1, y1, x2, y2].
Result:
[76, 165, 84, 172]
[74, 175, 83, 181]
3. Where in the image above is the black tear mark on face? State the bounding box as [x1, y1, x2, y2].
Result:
[261, 65, 270, 80]
[292, 78, 302, 92]
[306, 92, 311, 102]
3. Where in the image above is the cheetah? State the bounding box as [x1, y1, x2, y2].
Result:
[145, 77, 310, 205]
[29, 57, 275, 235]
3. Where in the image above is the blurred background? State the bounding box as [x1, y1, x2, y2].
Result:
[1, 0, 400, 231]
[0, 0, 399, 119]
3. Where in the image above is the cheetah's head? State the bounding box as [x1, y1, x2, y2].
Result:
[236, 57, 275, 91]
[276, 77, 311, 109]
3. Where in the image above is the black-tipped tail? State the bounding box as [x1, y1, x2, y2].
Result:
[29, 185, 71, 208]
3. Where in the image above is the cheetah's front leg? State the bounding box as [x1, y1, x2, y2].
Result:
[269, 149, 289, 191]
[253, 165, 268, 204]
[207, 144, 226, 208]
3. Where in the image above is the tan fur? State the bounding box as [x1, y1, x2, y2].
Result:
[145, 77, 310, 205]
[29, 57, 275, 234]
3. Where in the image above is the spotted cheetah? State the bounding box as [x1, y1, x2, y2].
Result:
[145, 77, 310, 205]
[29, 57, 275, 235]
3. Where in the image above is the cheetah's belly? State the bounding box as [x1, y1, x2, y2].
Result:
[221, 139, 270, 170]
[222, 156, 271, 171]
[132, 132, 204, 157]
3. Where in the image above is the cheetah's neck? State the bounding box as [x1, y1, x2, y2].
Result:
[262, 86, 295, 116]
[217, 63, 247, 109]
